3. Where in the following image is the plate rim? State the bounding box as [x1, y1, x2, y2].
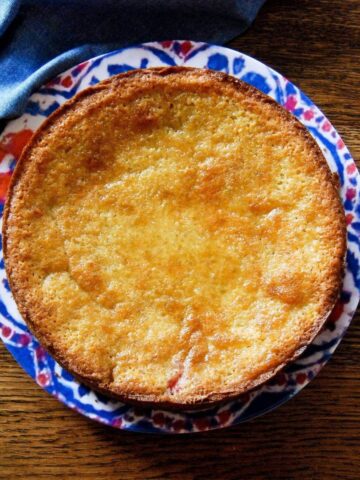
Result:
[0, 40, 359, 434]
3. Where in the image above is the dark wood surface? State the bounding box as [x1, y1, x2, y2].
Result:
[1, 0, 359, 478]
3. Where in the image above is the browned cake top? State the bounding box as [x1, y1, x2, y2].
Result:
[3, 67, 346, 407]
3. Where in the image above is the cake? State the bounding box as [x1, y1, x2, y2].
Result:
[3, 67, 346, 408]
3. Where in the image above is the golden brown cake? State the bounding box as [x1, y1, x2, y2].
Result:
[3, 67, 346, 408]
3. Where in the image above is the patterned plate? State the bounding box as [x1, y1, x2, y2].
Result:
[0, 41, 359, 434]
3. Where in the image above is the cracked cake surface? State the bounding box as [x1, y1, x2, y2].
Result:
[3, 67, 346, 407]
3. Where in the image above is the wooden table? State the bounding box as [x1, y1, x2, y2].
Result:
[1, 0, 359, 478]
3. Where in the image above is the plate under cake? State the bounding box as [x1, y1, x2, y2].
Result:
[3, 67, 346, 408]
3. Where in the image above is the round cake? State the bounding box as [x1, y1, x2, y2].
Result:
[3, 67, 346, 408]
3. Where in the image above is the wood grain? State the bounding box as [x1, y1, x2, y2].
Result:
[1, 0, 359, 478]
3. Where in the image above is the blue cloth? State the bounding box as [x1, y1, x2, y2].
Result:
[0, 0, 265, 122]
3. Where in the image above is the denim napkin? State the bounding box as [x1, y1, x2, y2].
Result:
[0, 0, 265, 123]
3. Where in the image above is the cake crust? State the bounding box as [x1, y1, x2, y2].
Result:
[3, 67, 346, 408]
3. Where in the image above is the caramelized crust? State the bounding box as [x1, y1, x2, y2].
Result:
[3, 68, 346, 407]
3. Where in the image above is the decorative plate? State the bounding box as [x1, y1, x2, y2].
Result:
[0, 41, 359, 434]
